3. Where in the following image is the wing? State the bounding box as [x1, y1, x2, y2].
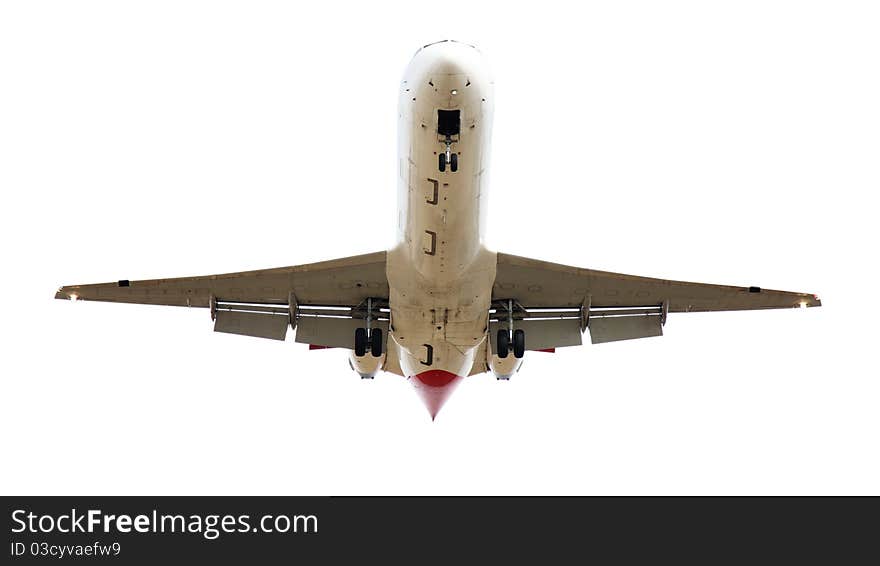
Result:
[491, 252, 821, 347]
[55, 251, 390, 345]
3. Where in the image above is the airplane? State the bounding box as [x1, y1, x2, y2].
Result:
[55, 40, 821, 419]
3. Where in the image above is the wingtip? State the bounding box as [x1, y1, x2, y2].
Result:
[55, 286, 76, 301]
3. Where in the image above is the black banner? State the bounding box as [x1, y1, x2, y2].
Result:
[2, 497, 875, 563]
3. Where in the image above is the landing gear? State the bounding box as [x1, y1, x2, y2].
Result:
[354, 298, 383, 357]
[439, 141, 458, 173]
[354, 327, 367, 357]
[496, 299, 525, 359]
[496, 329, 525, 359]
[370, 328, 383, 357]
[437, 108, 461, 174]
[354, 327, 383, 357]
[513, 329, 525, 359]
[497, 329, 510, 359]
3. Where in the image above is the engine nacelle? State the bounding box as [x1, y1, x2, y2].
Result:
[488, 352, 522, 380]
[349, 351, 385, 379]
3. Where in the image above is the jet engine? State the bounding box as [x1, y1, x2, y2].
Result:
[349, 351, 385, 379]
[488, 351, 522, 380]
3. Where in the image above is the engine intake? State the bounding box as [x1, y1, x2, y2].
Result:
[488, 352, 522, 380]
[349, 351, 385, 379]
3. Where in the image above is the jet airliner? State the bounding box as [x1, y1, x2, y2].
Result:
[56, 41, 821, 418]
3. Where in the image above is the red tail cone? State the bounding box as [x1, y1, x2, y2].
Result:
[410, 370, 463, 420]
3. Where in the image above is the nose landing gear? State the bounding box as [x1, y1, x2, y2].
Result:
[437, 109, 460, 173]
[438, 142, 458, 172]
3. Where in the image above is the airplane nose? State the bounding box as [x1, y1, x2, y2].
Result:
[429, 55, 467, 77]
[410, 370, 463, 420]
[413, 40, 484, 78]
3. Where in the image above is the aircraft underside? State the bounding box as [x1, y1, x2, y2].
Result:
[54, 41, 821, 419]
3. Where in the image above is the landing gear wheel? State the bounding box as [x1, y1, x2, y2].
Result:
[450, 152, 458, 172]
[439, 153, 447, 172]
[513, 329, 525, 359]
[497, 329, 510, 359]
[354, 327, 367, 357]
[370, 328, 383, 357]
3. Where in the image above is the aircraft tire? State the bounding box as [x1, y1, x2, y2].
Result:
[450, 152, 458, 172]
[370, 328, 383, 357]
[513, 329, 525, 359]
[497, 329, 510, 359]
[354, 327, 367, 357]
[439, 152, 446, 172]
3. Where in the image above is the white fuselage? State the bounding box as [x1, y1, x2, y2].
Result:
[386, 41, 497, 407]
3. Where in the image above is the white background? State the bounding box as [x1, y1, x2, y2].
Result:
[1, 1, 877, 495]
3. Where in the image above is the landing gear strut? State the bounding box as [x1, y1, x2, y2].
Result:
[438, 138, 458, 172]
[354, 297, 383, 357]
[437, 108, 460, 173]
[496, 299, 525, 359]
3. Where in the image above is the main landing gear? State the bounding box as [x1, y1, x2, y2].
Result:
[496, 329, 525, 359]
[354, 327, 383, 357]
[354, 298, 383, 357]
[496, 299, 525, 359]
